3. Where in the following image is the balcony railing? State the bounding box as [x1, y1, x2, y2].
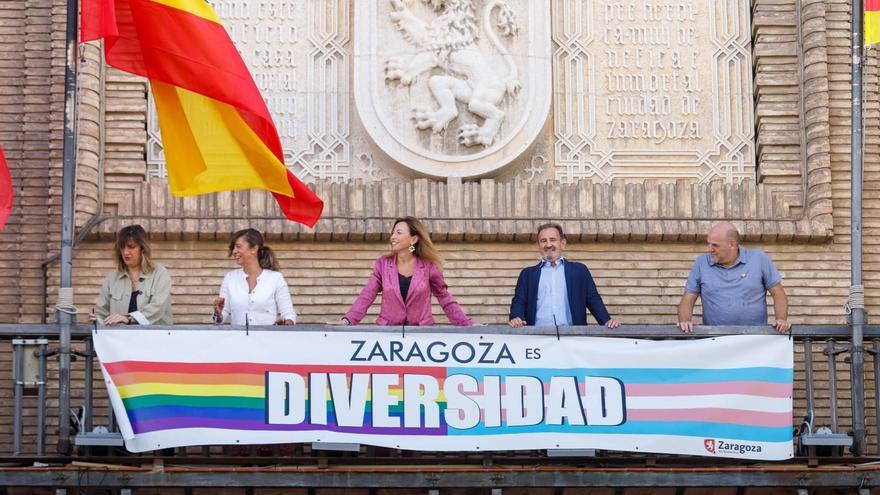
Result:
[0, 323, 876, 490]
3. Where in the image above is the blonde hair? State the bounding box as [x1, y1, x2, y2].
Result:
[114, 224, 154, 274]
[389, 216, 443, 268]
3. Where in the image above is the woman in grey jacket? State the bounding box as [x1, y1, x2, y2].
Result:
[90, 224, 173, 326]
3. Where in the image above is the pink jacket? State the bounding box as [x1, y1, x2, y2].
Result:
[344, 256, 472, 326]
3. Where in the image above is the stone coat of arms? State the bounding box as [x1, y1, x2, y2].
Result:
[355, 0, 551, 178]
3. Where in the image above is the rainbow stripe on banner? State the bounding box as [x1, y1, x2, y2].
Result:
[94, 331, 794, 459]
[105, 362, 449, 435]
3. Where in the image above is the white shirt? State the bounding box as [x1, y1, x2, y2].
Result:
[534, 257, 573, 326]
[216, 269, 297, 325]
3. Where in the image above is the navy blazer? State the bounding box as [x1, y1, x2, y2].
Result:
[509, 260, 611, 326]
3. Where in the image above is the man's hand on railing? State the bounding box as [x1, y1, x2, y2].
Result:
[508, 317, 526, 328]
[605, 319, 620, 329]
[773, 320, 791, 333]
[678, 320, 694, 333]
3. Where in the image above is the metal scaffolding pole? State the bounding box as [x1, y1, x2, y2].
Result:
[850, 0, 868, 456]
[57, 0, 80, 455]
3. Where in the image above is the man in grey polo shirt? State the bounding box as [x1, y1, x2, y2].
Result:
[677, 222, 790, 333]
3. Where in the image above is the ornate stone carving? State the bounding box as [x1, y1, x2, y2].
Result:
[355, 0, 551, 178]
[518, 155, 547, 182]
[146, 0, 351, 182]
[384, 0, 521, 147]
[355, 152, 390, 182]
[552, 0, 756, 183]
[146, 89, 166, 179]
[118, 0, 832, 241]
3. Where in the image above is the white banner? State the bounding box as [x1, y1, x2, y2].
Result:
[94, 330, 793, 460]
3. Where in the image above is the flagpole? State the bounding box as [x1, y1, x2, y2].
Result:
[57, 0, 79, 454]
[850, 0, 867, 456]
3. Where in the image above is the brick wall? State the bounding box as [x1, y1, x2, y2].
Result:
[0, 0, 878, 456]
[59, 239, 858, 327]
[0, 0, 867, 322]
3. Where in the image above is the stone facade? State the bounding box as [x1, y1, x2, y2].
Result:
[80, 0, 833, 242]
[0, 0, 877, 453]
[34, 0, 862, 316]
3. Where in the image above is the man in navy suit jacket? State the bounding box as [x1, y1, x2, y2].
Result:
[509, 223, 619, 328]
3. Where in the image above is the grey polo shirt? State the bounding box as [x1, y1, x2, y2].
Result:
[684, 247, 782, 325]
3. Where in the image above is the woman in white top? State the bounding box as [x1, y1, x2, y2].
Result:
[213, 228, 297, 326]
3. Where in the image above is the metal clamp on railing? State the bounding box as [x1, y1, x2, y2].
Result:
[72, 405, 124, 448]
[311, 442, 361, 453]
[546, 449, 596, 457]
[797, 409, 853, 457]
[74, 429, 125, 447]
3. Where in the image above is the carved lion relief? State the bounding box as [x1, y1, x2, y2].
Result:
[355, 0, 551, 178]
[384, 0, 521, 147]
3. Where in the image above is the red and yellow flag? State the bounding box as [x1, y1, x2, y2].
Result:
[0, 144, 13, 232]
[868, 0, 880, 46]
[80, 0, 323, 226]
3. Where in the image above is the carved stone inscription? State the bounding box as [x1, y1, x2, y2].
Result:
[214, 1, 302, 149]
[148, 1, 352, 181]
[601, 1, 702, 145]
[553, 0, 755, 183]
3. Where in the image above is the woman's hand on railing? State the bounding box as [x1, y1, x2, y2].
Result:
[275, 318, 295, 326]
[103, 314, 130, 326]
[212, 297, 225, 323]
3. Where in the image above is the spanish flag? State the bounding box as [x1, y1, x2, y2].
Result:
[868, 0, 880, 46]
[80, 0, 323, 227]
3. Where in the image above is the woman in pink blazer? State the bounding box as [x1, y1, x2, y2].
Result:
[332, 217, 472, 326]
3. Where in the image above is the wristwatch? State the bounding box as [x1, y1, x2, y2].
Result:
[341, 316, 351, 326]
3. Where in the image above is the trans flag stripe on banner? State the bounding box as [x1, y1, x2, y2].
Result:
[94, 330, 794, 459]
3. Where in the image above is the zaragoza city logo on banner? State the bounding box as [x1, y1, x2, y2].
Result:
[704, 439, 716, 454]
[354, 0, 552, 178]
